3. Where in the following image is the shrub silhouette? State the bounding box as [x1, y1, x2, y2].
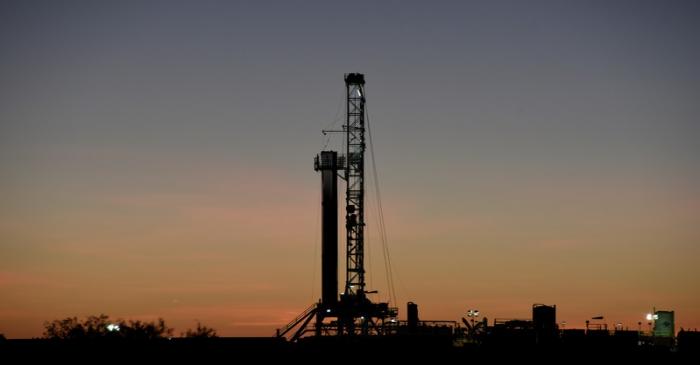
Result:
[43, 314, 173, 340]
[183, 322, 217, 338]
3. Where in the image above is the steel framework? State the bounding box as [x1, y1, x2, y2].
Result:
[343, 73, 366, 298]
[277, 73, 396, 341]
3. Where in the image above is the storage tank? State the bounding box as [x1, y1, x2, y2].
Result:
[654, 310, 675, 338]
[407, 302, 419, 329]
[533, 303, 557, 344]
[533, 304, 556, 328]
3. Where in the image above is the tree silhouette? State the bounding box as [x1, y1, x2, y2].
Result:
[43, 314, 173, 340]
[43, 316, 89, 340]
[119, 318, 173, 340]
[183, 322, 217, 338]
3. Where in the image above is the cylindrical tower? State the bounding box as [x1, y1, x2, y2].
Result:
[315, 151, 339, 305]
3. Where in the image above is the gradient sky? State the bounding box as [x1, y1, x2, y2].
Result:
[1, 0, 699, 338]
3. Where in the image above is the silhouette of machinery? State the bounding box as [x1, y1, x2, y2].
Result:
[276, 74, 397, 341]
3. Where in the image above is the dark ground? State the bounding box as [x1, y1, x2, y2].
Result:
[1, 335, 698, 364]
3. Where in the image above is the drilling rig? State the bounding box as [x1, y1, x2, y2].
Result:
[276, 73, 397, 341]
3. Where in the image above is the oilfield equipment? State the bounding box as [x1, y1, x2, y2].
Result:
[276, 74, 398, 341]
[273, 74, 690, 352]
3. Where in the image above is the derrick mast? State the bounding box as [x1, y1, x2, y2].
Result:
[344, 73, 366, 299]
[277, 73, 396, 341]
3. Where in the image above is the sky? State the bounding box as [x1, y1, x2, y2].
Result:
[1, 0, 699, 338]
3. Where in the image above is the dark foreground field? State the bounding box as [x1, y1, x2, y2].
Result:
[1, 335, 697, 364]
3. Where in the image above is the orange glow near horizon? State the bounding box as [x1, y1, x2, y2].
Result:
[1, 166, 698, 338]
